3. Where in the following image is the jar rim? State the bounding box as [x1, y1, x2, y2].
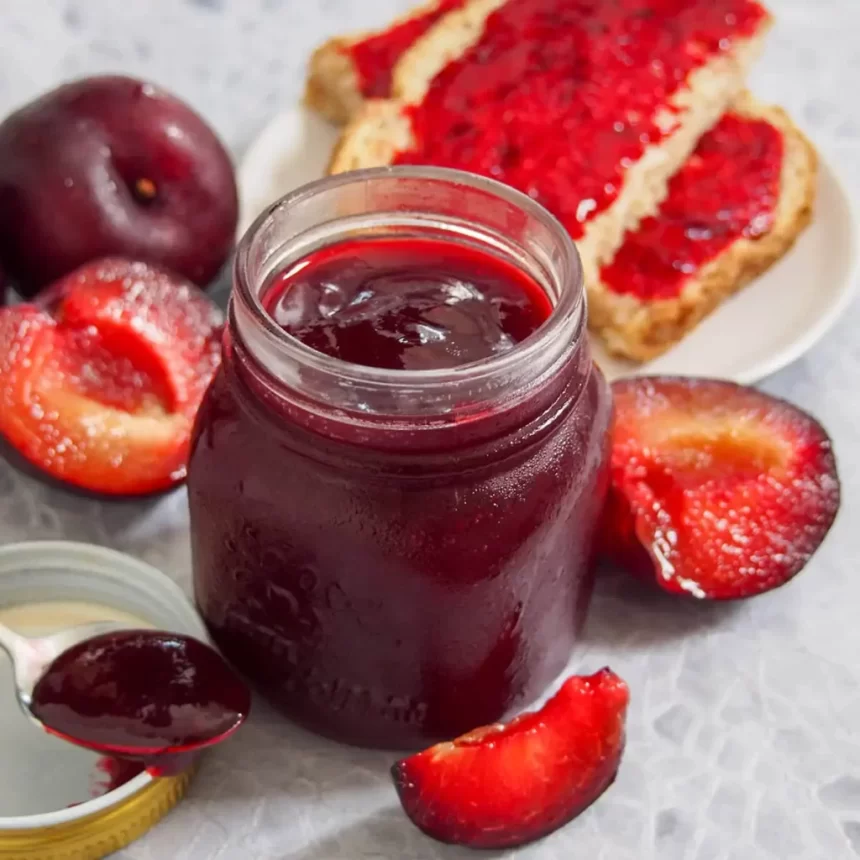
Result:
[233, 166, 584, 395]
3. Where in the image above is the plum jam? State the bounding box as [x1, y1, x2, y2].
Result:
[348, 0, 466, 99]
[393, 0, 768, 240]
[188, 168, 612, 748]
[601, 113, 784, 300]
[30, 630, 251, 776]
[265, 237, 552, 370]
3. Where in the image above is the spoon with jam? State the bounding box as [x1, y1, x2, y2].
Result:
[0, 621, 250, 776]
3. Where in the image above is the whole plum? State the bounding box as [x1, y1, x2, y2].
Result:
[0, 75, 238, 296]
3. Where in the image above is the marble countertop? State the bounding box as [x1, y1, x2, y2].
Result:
[1, 1, 859, 858]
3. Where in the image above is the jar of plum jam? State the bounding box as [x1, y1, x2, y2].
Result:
[188, 167, 612, 748]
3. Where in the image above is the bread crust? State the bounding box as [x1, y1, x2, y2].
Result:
[305, 36, 365, 125]
[327, 100, 415, 173]
[590, 93, 818, 362]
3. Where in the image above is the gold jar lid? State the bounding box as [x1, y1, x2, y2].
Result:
[0, 769, 194, 860]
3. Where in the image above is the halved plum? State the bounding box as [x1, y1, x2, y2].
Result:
[600, 377, 840, 599]
[392, 669, 629, 849]
[0, 258, 222, 496]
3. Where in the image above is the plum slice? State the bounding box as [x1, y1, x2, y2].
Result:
[392, 669, 629, 849]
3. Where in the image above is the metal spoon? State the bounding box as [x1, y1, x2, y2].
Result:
[0, 618, 128, 719]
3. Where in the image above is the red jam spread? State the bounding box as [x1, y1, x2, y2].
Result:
[601, 114, 784, 300]
[348, 0, 466, 98]
[267, 236, 551, 370]
[30, 630, 251, 776]
[393, 0, 768, 239]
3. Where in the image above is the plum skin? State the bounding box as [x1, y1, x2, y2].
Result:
[0, 75, 238, 297]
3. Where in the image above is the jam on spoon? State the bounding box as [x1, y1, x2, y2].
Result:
[29, 629, 251, 776]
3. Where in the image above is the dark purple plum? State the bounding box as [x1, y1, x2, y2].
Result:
[0, 76, 238, 297]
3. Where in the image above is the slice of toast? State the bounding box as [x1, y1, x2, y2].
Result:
[328, 0, 773, 288]
[305, 0, 464, 125]
[591, 94, 817, 362]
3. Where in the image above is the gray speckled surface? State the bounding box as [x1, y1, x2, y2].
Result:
[1, 1, 860, 858]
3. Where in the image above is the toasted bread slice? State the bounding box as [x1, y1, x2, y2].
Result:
[591, 94, 817, 362]
[305, 0, 464, 125]
[328, 0, 772, 287]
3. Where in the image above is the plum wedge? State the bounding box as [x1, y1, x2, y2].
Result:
[392, 669, 629, 849]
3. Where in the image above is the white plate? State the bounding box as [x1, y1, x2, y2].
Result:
[238, 105, 859, 384]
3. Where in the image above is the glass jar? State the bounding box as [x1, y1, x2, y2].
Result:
[188, 167, 612, 749]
